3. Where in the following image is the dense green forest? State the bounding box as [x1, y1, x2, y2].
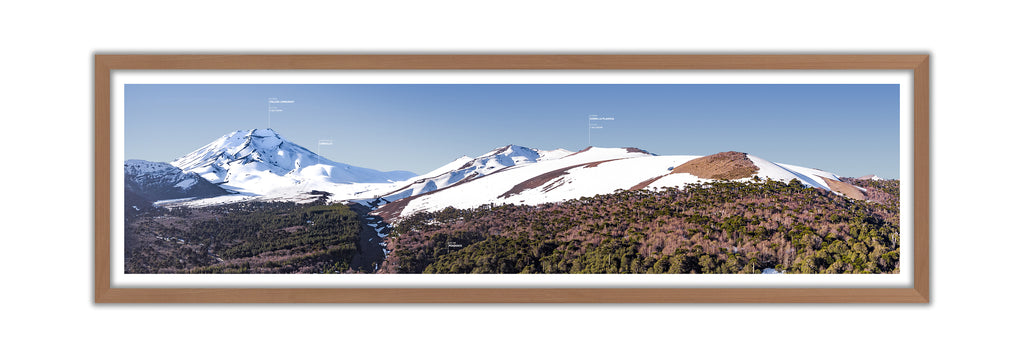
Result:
[125, 201, 364, 273]
[380, 178, 900, 274]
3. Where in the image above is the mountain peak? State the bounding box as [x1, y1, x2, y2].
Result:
[249, 128, 281, 137]
[170, 128, 303, 180]
[472, 144, 542, 164]
[220, 128, 281, 141]
[169, 129, 414, 194]
[479, 144, 537, 158]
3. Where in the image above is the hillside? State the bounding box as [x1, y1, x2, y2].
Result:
[380, 178, 900, 274]
[123, 159, 229, 213]
[375, 150, 852, 219]
[125, 201, 365, 274]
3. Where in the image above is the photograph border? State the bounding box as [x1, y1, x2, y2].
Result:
[95, 54, 930, 303]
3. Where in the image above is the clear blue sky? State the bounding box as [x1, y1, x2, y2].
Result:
[125, 84, 900, 178]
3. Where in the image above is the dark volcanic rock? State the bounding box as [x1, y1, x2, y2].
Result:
[124, 160, 229, 209]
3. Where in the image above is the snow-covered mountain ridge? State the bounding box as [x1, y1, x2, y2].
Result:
[374, 150, 860, 219]
[143, 129, 873, 218]
[376, 144, 573, 202]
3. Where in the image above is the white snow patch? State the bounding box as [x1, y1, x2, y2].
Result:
[152, 197, 199, 206]
[174, 178, 197, 189]
[538, 148, 573, 161]
[747, 155, 831, 190]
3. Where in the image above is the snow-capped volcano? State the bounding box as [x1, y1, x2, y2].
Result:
[170, 129, 416, 195]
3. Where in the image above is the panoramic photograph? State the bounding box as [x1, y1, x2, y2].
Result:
[122, 83, 900, 275]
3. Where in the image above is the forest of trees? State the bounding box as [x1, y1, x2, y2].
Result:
[125, 177, 900, 275]
[125, 201, 364, 273]
[379, 178, 900, 274]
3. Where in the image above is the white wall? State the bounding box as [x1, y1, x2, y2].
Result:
[2, 1, 1018, 357]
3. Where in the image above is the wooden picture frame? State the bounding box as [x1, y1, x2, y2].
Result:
[95, 54, 929, 303]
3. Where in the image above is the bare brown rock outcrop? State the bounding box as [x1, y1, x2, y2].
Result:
[819, 176, 867, 200]
[671, 151, 757, 180]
